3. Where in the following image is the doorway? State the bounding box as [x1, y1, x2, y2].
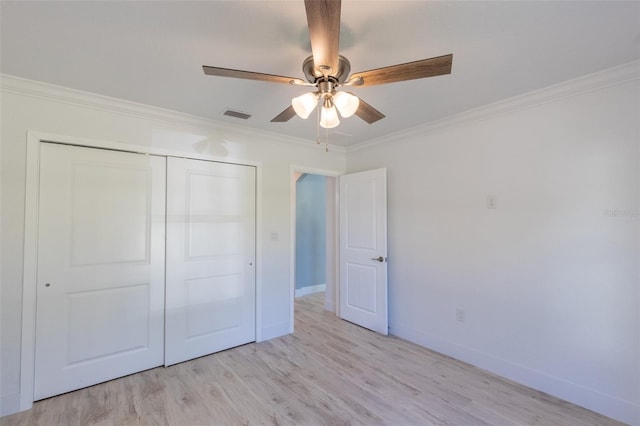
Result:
[290, 167, 388, 334]
[295, 173, 326, 299]
[290, 168, 339, 332]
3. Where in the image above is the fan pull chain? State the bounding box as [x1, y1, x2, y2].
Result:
[313, 97, 329, 152]
[316, 100, 321, 144]
[325, 126, 329, 152]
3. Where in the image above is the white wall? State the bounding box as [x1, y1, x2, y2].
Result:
[346, 63, 640, 424]
[0, 75, 345, 416]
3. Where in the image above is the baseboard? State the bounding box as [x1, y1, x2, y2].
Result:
[1, 392, 21, 417]
[295, 283, 326, 298]
[390, 322, 639, 425]
[259, 321, 290, 342]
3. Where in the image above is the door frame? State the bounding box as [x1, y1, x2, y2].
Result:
[20, 131, 263, 411]
[289, 166, 342, 333]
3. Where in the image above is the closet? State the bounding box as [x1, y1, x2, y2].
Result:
[34, 143, 256, 399]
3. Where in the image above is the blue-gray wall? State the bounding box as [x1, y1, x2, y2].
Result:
[295, 174, 326, 290]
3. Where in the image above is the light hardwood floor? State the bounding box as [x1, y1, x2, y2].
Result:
[2, 293, 623, 426]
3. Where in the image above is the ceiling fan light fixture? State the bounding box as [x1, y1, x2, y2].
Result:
[320, 98, 340, 129]
[202, 0, 453, 136]
[333, 91, 360, 118]
[292, 92, 319, 119]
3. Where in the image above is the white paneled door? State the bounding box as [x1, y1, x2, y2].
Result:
[339, 168, 388, 334]
[165, 157, 256, 366]
[35, 143, 166, 400]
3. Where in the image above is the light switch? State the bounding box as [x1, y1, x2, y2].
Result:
[270, 232, 279, 241]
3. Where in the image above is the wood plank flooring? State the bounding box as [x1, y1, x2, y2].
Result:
[2, 292, 623, 426]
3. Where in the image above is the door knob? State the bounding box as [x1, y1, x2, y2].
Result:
[371, 256, 384, 262]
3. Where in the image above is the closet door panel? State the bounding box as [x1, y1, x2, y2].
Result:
[35, 143, 166, 400]
[165, 157, 256, 366]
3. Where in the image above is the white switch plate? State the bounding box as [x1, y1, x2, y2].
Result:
[270, 232, 278, 241]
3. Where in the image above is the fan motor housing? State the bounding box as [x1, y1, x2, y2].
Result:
[303, 55, 351, 83]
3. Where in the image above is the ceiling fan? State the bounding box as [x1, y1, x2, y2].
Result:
[202, 0, 453, 129]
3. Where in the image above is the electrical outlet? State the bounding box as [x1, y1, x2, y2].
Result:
[455, 308, 465, 323]
[487, 195, 497, 209]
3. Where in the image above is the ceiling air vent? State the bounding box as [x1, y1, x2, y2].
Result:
[222, 109, 252, 120]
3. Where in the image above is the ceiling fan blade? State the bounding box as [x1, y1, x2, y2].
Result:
[271, 105, 297, 122]
[350, 54, 453, 87]
[304, 0, 341, 76]
[203, 66, 305, 85]
[354, 96, 385, 124]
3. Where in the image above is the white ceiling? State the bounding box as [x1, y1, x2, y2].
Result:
[2, 1, 639, 147]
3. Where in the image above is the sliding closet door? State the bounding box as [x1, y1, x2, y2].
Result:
[165, 157, 256, 366]
[34, 143, 166, 400]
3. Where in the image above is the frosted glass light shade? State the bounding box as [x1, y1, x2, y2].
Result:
[292, 92, 318, 119]
[320, 105, 340, 129]
[333, 91, 360, 118]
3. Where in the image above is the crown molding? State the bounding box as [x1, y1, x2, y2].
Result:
[347, 60, 640, 153]
[0, 74, 346, 154]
